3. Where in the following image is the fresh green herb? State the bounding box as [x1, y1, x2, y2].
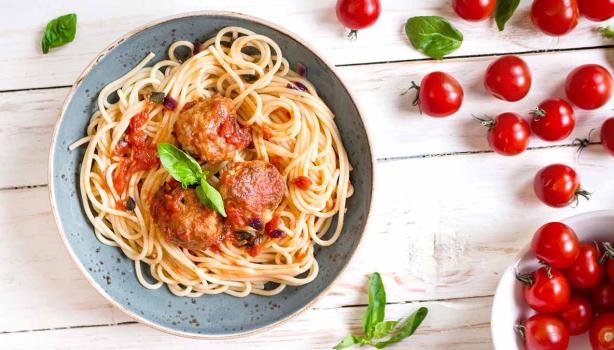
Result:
[495, 0, 520, 31]
[157, 143, 204, 188]
[333, 273, 429, 349]
[372, 308, 429, 349]
[156, 143, 226, 216]
[150, 92, 165, 104]
[41, 13, 77, 54]
[600, 26, 614, 39]
[196, 177, 227, 217]
[404, 16, 463, 60]
[362, 272, 386, 338]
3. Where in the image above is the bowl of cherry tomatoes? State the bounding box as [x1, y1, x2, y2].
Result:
[492, 210, 614, 350]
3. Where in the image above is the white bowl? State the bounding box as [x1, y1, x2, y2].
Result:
[491, 210, 614, 349]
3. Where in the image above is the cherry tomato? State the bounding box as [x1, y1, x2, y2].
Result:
[566, 64, 614, 110]
[591, 312, 614, 350]
[484, 55, 532, 102]
[607, 259, 614, 283]
[531, 222, 579, 269]
[452, 0, 496, 21]
[336, 0, 381, 39]
[565, 242, 604, 289]
[531, 0, 580, 36]
[578, 0, 614, 22]
[558, 295, 593, 335]
[517, 267, 570, 313]
[601, 118, 614, 156]
[530, 98, 575, 142]
[479, 113, 530, 156]
[592, 281, 614, 313]
[415, 72, 464, 118]
[533, 164, 590, 208]
[518, 314, 569, 350]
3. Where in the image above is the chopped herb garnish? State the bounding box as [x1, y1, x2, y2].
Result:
[243, 74, 259, 83]
[41, 13, 77, 54]
[150, 92, 165, 104]
[126, 196, 136, 211]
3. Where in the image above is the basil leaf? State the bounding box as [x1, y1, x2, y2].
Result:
[495, 0, 520, 32]
[332, 335, 367, 350]
[150, 92, 165, 104]
[405, 16, 463, 60]
[362, 272, 386, 338]
[157, 143, 203, 187]
[373, 307, 428, 349]
[372, 321, 398, 339]
[196, 177, 227, 217]
[42, 13, 77, 54]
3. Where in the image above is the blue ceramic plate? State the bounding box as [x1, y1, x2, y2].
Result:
[49, 11, 373, 338]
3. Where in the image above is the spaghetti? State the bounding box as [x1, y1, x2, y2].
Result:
[72, 26, 352, 297]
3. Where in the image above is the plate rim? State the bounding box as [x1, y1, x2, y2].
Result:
[47, 10, 376, 339]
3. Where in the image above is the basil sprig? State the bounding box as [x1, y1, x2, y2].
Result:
[42, 13, 77, 54]
[405, 16, 463, 60]
[333, 273, 429, 349]
[495, 0, 520, 31]
[157, 143, 226, 217]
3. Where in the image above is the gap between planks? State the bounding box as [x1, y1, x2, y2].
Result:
[1, 44, 614, 95]
[0, 143, 601, 193]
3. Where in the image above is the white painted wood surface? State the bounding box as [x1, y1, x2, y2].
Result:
[2, 1, 614, 349]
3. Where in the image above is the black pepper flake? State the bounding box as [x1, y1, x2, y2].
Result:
[242, 74, 259, 83]
[126, 196, 136, 211]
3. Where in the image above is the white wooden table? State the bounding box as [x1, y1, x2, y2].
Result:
[2, 1, 614, 349]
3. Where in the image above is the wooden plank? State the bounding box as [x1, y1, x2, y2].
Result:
[0, 297, 493, 350]
[2, 0, 613, 90]
[1, 48, 612, 188]
[1, 146, 612, 332]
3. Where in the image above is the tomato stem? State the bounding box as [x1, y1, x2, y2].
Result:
[572, 188, 592, 208]
[529, 107, 546, 119]
[573, 129, 597, 159]
[600, 25, 614, 39]
[347, 30, 358, 41]
[401, 81, 421, 107]
[601, 243, 614, 265]
[515, 270, 533, 287]
[473, 115, 495, 128]
[514, 325, 526, 340]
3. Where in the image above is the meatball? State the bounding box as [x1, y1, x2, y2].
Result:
[150, 182, 223, 250]
[174, 96, 252, 162]
[219, 160, 285, 228]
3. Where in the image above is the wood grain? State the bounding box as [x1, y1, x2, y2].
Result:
[2, 0, 613, 90]
[2, 48, 613, 188]
[0, 296, 493, 350]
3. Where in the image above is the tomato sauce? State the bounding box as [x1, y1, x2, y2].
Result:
[112, 111, 160, 194]
[292, 176, 312, 190]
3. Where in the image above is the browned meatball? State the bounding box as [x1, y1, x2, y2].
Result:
[174, 96, 252, 162]
[219, 160, 285, 229]
[150, 181, 223, 250]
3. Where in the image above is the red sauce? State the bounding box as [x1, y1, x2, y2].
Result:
[112, 111, 160, 194]
[261, 125, 273, 140]
[247, 243, 262, 257]
[265, 215, 281, 235]
[269, 156, 282, 171]
[226, 206, 246, 228]
[115, 200, 127, 211]
[293, 176, 312, 190]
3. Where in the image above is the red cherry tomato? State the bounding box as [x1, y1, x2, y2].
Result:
[564, 242, 605, 289]
[593, 281, 614, 313]
[578, 0, 614, 22]
[533, 164, 590, 208]
[517, 267, 570, 313]
[452, 0, 496, 21]
[591, 312, 614, 350]
[480, 113, 530, 156]
[601, 118, 614, 156]
[531, 0, 580, 36]
[336, 0, 381, 38]
[558, 295, 593, 335]
[606, 259, 614, 283]
[518, 314, 570, 350]
[531, 222, 579, 269]
[415, 72, 464, 118]
[484, 56, 532, 102]
[530, 98, 575, 142]
[566, 64, 614, 110]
